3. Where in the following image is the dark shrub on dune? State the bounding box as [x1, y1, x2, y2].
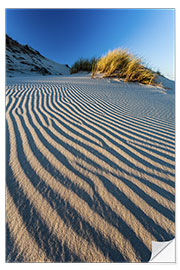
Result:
[70, 57, 98, 74]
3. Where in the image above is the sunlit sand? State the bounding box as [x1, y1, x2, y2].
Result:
[6, 74, 175, 262]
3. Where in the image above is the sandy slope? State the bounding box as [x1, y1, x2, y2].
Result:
[6, 74, 175, 262]
[6, 35, 70, 77]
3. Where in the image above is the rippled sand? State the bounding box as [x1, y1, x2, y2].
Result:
[6, 74, 175, 262]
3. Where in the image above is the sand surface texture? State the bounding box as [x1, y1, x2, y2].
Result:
[6, 74, 175, 262]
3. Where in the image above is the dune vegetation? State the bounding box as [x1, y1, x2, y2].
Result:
[70, 57, 98, 74]
[70, 49, 157, 86]
[92, 49, 156, 85]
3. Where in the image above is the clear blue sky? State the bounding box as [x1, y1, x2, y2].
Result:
[6, 9, 175, 79]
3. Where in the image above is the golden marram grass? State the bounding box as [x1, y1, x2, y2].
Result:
[92, 48, 156, 85]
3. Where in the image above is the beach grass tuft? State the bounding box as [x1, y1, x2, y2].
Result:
[92, 49, 156, 85]
[70, 57, 98, 74]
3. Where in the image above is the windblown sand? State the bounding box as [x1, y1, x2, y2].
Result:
[6, 74, 175, 262]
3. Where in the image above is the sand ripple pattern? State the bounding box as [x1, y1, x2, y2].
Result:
[6, 75, 175, 262]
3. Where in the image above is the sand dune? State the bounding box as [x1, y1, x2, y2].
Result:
[6, 74, 175, 262]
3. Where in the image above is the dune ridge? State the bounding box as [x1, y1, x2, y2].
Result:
[6, 74, 175, 262]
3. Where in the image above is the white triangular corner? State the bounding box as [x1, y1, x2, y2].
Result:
[149, 239, 175, 262]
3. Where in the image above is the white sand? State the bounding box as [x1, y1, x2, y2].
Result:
[6, 74, 175, 262]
